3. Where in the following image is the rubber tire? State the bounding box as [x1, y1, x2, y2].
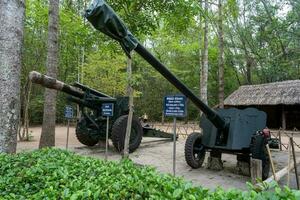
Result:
[185, 132, 206, 169]
[75, 121, 100, 146]
[251, 135, 270, 180]
[111, 115, 143, 153]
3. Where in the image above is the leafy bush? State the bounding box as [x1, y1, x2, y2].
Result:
[0, 148, 299, 199]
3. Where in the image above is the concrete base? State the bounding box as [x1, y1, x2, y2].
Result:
[236, 160, 250, 176]
[207, 156, 224, 170]
[97, 140, 106, 147]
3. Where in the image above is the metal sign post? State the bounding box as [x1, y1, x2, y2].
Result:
[66, 120, 70, 149]
[64, 106, 74, 150]
[173, 117, 177, 176]
[102, 103, 114, 160]
[164, 95, 187, 176]
[105, 116, 109, 160]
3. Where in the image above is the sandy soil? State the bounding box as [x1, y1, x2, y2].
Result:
[17, 126, 300, 190]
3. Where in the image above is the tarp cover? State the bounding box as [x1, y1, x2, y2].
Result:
[85, 0, 138, 57]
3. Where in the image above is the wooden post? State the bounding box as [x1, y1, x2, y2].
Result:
[263, 160, 300, 184]
[282, 106, 286, 130]
[251, 158, 262, 184]
[290, 137, 300, 189]
[123, 53, 133, 158]
[287, 139, 291, 186]
[261, 154, 300, 186]
[278, 128, 282, 151]
[266, 144, 277, 182]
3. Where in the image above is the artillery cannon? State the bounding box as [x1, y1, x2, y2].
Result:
[84, 0, 271, 179]
[29, 71, 174, 153]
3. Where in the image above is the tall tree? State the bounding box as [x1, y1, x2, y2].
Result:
[218, 0, 225, 108]
[0, 0, 25, 153]
[198, 1, 203, 98]
[39, 0, 59, 148]
[200, 0, 209, 105]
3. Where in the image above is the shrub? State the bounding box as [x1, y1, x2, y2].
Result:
[0, 148, 299, 199]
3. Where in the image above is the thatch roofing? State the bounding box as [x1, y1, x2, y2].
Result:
[224, 80, 300, 106]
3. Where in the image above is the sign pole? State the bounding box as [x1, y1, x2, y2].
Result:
[66, 119, 70, 149]
[105, 116, 109, 160]
[102, 103, 114, 161]
[64, 105, 73, 150]
[173, 117, 177, 176]
[164, 95, 186, 176]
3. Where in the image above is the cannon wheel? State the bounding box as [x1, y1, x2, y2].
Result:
[185, 132, 206, 168]
[111, 115, 143, 153]
[251, 135, 270, 180]
[75, 118, 101, 146]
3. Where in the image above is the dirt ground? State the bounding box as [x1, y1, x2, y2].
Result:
[17, 126, 300, 190]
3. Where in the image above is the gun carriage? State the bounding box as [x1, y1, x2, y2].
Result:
[29, 71, 174, 153]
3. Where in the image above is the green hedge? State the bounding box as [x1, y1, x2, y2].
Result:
[0, 148, 299, 199]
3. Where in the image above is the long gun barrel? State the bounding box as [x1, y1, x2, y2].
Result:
[29, 71, 116, 108]
[134, 45, 227, 130]
[29, 71, 84, 98]
[85, 0, 227, 130]
[29, 71, 116, 103]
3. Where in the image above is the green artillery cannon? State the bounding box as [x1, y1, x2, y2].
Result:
[85, 0, 271, 179]
[29, 71, 174, 153]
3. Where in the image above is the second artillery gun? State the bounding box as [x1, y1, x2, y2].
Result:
[29, 71, 174, 153]
[84, 0, 271, 179]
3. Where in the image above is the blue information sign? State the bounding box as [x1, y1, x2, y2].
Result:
[164, 95, 187, 118]
[64, 106, 73, 119]
[102, 103, 114, 117]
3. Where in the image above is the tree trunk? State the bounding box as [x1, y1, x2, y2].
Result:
[39, 0, 59, 148]
[246, 58, 252, 85]
[20, 80, 32, 141]
[240, 34, 252, 84]
[228, 31, 242, 86]
[200, 0, 209, 105]
[0, 0, 25, 153]
[218, 0, 224, 108]
[198, 1, 203, 97]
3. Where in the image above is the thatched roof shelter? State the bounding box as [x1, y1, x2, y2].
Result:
[224, 80, 300, 106]
[224, 80, 300, 130]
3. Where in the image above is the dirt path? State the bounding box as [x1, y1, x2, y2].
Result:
[17, 126, 300, 190]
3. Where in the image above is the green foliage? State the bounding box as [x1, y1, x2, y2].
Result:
[82, 52, 127, 96]
[225, 0, 239, 19]
[226, 0, 300, 84]
[28, 93, 44, 124]
[22, 0, 300, 123]
[0, 148, 299, 199]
